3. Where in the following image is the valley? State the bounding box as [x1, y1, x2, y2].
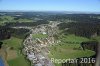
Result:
[0, 12, 100, 66]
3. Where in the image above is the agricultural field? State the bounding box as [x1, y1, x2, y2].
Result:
[8, 56, 30, 66]
[2, 37, 30, 66]
[48, 34, 96, 66]
[32, 33, 48, 39]
[0, 16, 33, 25]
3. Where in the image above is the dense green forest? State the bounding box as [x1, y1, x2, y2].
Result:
[58, 22, 100, 38]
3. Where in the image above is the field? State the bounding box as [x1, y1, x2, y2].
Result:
[0, 16, 33, 25]
[2, 37, 30, 66]
[8, 56, 30, 66]
[48, 35, 95, 66]
[32, 33, 48, 38]
[59, 34, 90, 43]
[2, 37, 23, 50]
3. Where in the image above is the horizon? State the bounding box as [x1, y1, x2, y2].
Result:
[0, 0, 100, 13]
[0, 10, 100, 14]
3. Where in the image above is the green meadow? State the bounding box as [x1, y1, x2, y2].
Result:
[48, 34, 95, 66]
[32, 33, 48, 38]
[2, 37, 30, 66]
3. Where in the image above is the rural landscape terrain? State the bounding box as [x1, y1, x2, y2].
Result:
[0, 12, 100, 66]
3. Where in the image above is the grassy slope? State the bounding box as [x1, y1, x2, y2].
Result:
[32, 33, 48, 38]
[0, 17, 35, 28]
[8, 56, 30, 66]
[48, 34, 95, 66]
[49, 44, 95, 59]
[2, 37, 30, 66]
[0, 16, 33, 25]
[60, 34, 90, 43]
[2, 37, 22, 49]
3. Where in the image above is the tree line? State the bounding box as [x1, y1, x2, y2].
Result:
[58, 22, 100, 38]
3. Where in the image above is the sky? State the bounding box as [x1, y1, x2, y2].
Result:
[0, 0, 100, 12]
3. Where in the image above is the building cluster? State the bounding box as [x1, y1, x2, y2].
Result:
[22, 22, 61, 66]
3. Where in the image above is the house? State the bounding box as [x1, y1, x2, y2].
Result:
[34, 63, 42, 66]
[27, 52, 36, 61]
